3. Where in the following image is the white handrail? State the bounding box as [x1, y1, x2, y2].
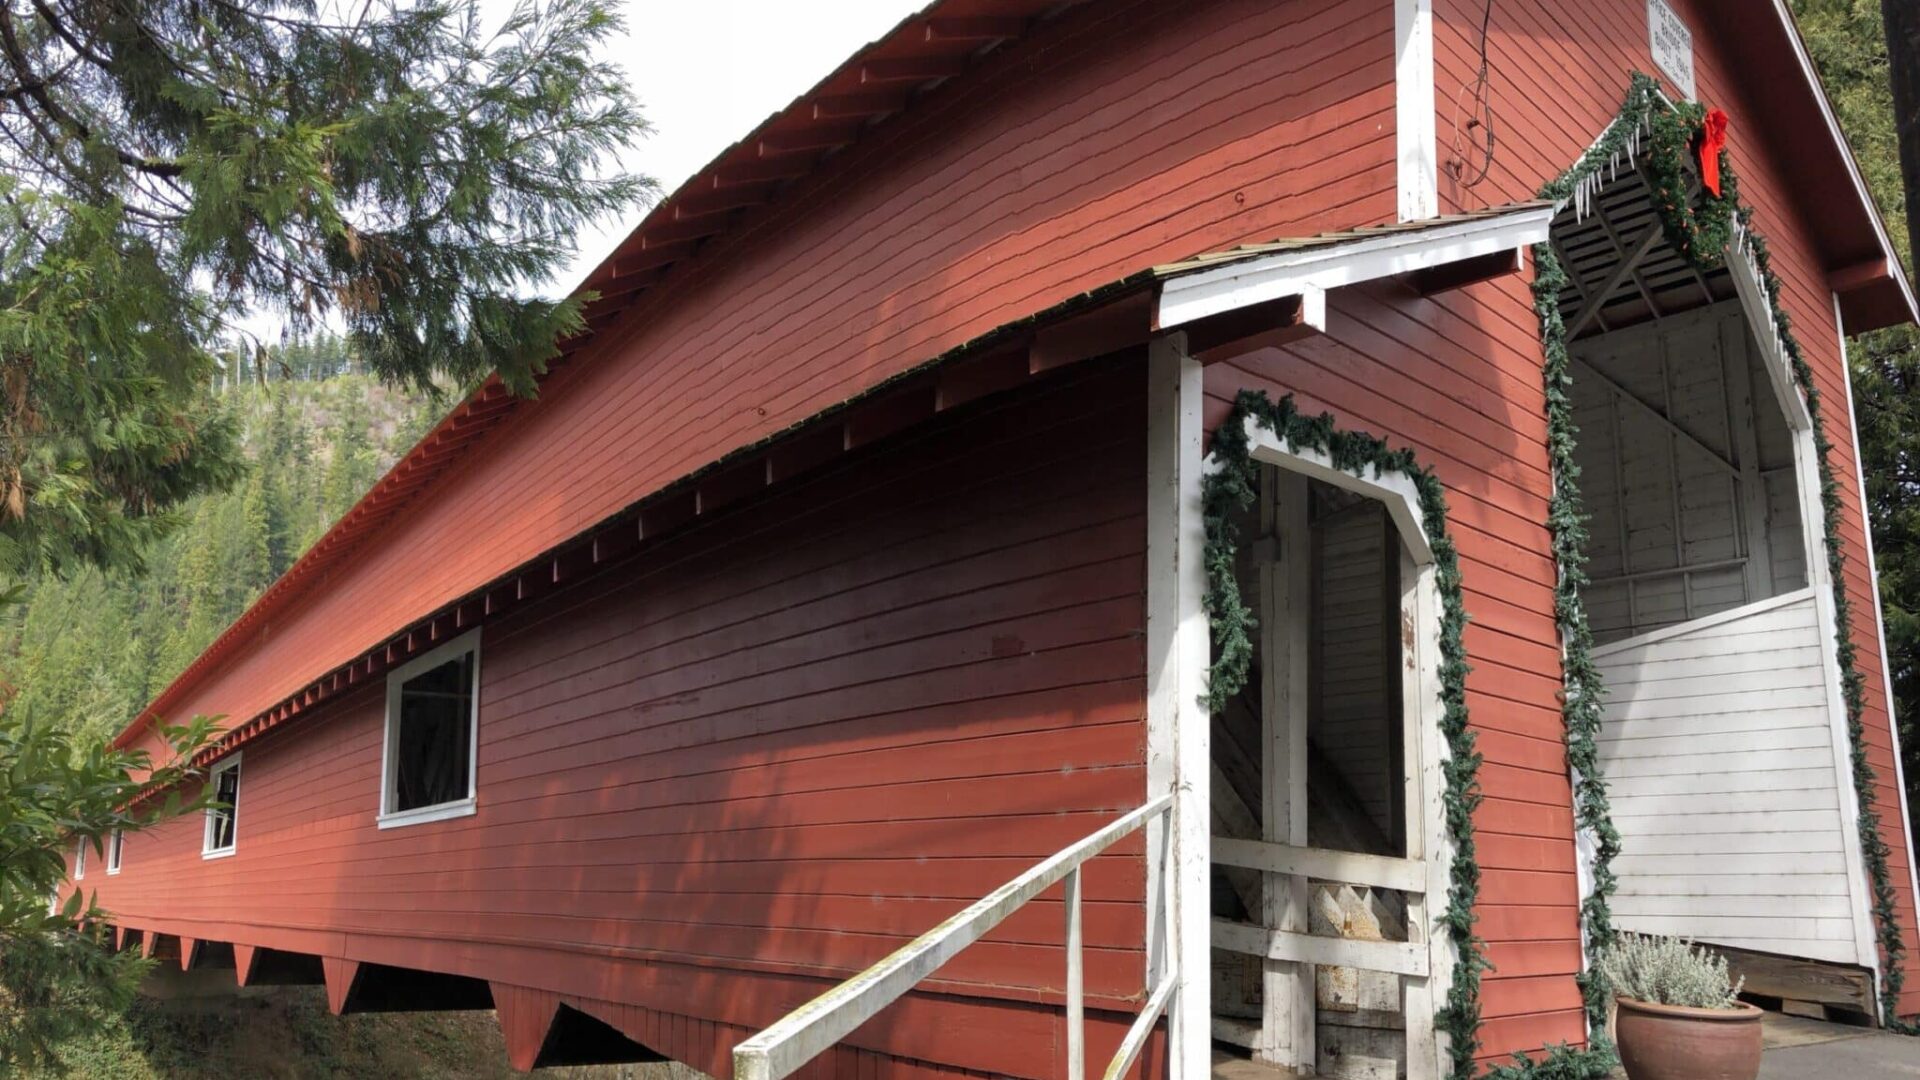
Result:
[732, 794, 1176, 1080]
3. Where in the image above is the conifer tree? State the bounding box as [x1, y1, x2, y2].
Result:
[0, 0, 650, 1058]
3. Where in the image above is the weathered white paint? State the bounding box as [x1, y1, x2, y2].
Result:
[1205, 444, 1449, 1080]
[1213, 919, 1431, 978]
[377, 628, 481, 830]
[1726, 227, 1813, 432]
[1572, 304, 1807, 644]
[729, 796, 1174, 1080]
[1788, 384, 1886, 979]
[1106, 971, 1178, 1080]
[1155, 206, 1551, 329]
[1260, 467, 1313, 1069]
[1213, 838, 1426, 894]
[1834, 293, 1919, 1010]
[1402, 546, 1446, 1073]
[1594, 591, 1871, 966]
[1394, 0, 1437, 221]
[1146, 332, 1212, 1080]
[200, 752, 242, 859]
[1234, 420, 1435, 567]
[1065, 868, 1085, 1080]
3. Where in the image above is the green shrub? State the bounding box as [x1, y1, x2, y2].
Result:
[1599, 933, 1744, 1009]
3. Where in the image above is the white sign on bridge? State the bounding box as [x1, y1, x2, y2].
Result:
[1648, 0, 1696, 101]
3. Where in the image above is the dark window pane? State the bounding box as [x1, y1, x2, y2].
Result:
[393, 652, 474, 813]
[207, 763, 239, 850]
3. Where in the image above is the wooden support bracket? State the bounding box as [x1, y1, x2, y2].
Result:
[843, 384, 936, 450]
[765, 424, 844, 484]
[323, 957, 362, 1016]
[860, 55, 969, 83]
[695, 459, 769, 515]
[491, 982, 564, 1072]
[1829, 258, 1890, 296]
[935, 346, 1031, 412]
[1029, 290, 1153, 373]
[232, 944, 260, 987]
[1183, 290, 1327, 366]
[924, 16, 1024, 41]
[1402, 246, 1524, 296]
[637, 488, 697, 539]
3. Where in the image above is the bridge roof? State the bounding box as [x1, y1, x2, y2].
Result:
[113, 0, 1910, 759]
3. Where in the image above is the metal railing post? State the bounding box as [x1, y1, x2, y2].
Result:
[1065, 866, 1085, 1080]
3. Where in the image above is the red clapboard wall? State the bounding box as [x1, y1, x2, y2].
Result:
[86, 364, 1167, 1078]
[121, 0, 1399, 765]
[1203, 273, 1586, 1065]
[1430, 0, 1920, 1016]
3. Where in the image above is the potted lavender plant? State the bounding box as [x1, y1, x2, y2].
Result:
[1601, 934, 1761, 1080]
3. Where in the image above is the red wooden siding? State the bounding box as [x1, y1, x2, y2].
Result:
[85, 365, 1165, 1078]
[1432, 0, 1920, 1017]
[127, 0, 1398, 765]
[1203, 273, 1588, 1065]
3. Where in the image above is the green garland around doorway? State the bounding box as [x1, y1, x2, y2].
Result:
[1536, 72, 1914, 1032]
[1201, 390, 1492, 1076]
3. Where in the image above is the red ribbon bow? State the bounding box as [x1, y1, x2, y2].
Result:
[1698, 107, 1730, 196]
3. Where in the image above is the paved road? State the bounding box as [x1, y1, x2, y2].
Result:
[1758, 1015, 1919, 1079]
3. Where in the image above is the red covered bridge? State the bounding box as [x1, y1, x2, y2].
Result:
[66, 1, 1920, 1076]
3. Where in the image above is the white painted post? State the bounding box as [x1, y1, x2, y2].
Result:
[1065, 868, 1085, 1080]
[1146, 333, 1211, 1080]
[1260, 470, 1314, 1070]
[1795, 408, 1885, 979]
[1400, 547, 1440, 1080]
[1394, 0, 1437, 221]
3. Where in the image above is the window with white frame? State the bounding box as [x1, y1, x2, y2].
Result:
[107, 829, 123, 875]
[202, 754, 241, 858]
[379, 630, 480, 828]
[73, 837, 85, 879]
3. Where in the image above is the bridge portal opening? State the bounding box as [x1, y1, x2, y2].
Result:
[1549, 164, 1875, 990]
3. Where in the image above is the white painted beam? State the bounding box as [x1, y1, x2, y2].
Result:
[1146, 333, 1211, 1080]
[1156, 205, 1552, 330]
[1212, 919, 1432, 978]
[1212, 837, 1428, 894]
[1395, 0, 1437, 221]
[1233, 419, 1434, 566]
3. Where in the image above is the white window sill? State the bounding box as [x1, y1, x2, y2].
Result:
[201, 846, 237, 860]
[106, 868, 120, 876]
[377, 797, 476, 830]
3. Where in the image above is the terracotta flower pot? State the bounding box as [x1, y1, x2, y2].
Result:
[1614, 997, 1762, 1080]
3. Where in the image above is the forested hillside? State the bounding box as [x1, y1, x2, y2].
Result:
[0, 359, 695, 1077]
[0, 362, 434, 748]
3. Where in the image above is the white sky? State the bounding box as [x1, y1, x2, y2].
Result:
[558, 0, 925, 286]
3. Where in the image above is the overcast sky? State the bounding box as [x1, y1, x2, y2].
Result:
[559, 0, 924, 285]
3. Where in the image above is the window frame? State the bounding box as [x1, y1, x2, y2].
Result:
[73, 837, 85, 879]
[106, 829, 123, 875]
[201, 752, 242, 859]
[378, 629, 482, 830]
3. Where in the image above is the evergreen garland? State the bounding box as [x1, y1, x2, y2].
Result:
[1201, 390, 1489, 1076]
[1537, 73, 1915, 1030]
